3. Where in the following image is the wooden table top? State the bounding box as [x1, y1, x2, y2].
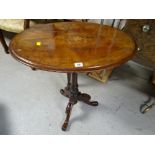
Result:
[9, 22, 136, 73]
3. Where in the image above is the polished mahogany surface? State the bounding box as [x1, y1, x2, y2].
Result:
[9, 22, 135, 72]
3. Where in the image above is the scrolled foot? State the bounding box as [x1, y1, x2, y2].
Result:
[60, 89, 65, 95]
[62, 122, 68, 131]
[85, 101, 99, 106]
[78, 93, 98, 106]
[60, 88, 69, 98]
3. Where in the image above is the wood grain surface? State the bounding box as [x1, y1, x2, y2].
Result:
[9, 22, 135, 73]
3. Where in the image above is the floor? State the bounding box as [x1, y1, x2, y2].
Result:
[0, 33, 155, 135]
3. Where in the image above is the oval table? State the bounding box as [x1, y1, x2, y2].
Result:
[9, 22, 135, 131]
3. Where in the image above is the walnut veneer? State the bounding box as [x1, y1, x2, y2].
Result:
[10, 22, 135, 73]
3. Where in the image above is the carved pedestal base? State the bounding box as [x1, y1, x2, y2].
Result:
[60, 73, 98, 131]
[60, 89, 98, 107]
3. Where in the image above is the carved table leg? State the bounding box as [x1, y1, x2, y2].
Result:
[67, 73, 71, 89]
[62, 73, 78, 131]
[62, 101, 74, 131]
[0, 29, 9, 54]
[61, 72, 98, 131]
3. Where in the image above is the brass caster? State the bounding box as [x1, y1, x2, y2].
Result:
[140, 102, 155, 114]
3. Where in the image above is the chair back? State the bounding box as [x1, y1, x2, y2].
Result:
[24, 19, 30, 29]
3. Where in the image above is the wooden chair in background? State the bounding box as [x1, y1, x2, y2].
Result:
[0, 19, 78, 54]
[0, 19, 35, 54]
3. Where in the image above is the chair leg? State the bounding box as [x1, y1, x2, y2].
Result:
[152, 71, 155, 84]
[0, 29, 9, 54]
[31, 67, 36, 71]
